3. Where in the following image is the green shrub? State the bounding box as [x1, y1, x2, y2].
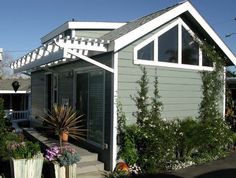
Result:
[0, 132, 19, 159]
[195, 118, 233, 161]
[117, 103, 138, 165]
[175, 118, 200, 161]
[119, 125, 138, 165]
[6, 140, 41, 159]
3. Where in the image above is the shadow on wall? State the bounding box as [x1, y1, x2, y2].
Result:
[194, 168, 236, 178]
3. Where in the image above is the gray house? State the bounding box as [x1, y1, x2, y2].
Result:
[11, 1, 236, 170]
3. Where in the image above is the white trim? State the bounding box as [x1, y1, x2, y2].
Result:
[133, 18, 213, 71]
[41, 21, 126, 44]
[114, 1, 236, 65]
[223, 67, 226, 117]
[66, 49, 114, 73]
[0, 90, 28, 94]
[112, 52, 118, 170]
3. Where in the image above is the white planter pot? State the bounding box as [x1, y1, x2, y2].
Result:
[10, 155, 44, 178]
[54, 163, 77, 178]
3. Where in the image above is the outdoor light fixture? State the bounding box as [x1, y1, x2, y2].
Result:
[12, 81, 20, 92]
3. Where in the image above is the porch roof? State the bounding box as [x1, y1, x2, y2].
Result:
[0, 78, 30, 93]
[10, 35, 112, 73]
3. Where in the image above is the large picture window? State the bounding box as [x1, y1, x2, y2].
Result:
[137, 41, 154, 61]
[134, 18, 213, 70]
[158, 25, 178, 63]
[182, 27, 199, 65]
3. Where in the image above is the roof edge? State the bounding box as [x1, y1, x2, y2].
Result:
[41, 21, 126, 44]
[112, 1, 236, 65]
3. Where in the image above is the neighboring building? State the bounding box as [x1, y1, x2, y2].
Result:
[0, 78, 30, 111]
[0, 49, 31, 120]
[10, 1, 236, 170]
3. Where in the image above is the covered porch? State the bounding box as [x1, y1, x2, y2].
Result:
[10, 35, 117, 170]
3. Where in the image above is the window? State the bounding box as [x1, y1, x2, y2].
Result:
[76, 70, 105, 147]
[182, 27, 199, 65]
[158, 25, 178, 63]
[202, 53, 213, 67]
[137, 41, 154, 61]
[134, 18, 213, 70]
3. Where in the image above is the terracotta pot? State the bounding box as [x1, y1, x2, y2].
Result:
[60, 131, 69, 142]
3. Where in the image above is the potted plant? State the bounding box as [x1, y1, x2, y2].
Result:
[6, 139, 43, 178]
[40, 104, 86, 150]
[45, 145, 80, 178]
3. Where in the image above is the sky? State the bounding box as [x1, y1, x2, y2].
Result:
[0, 0, 236, 64]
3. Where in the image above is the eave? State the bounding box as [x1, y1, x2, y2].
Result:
[112, 1, 236, 65]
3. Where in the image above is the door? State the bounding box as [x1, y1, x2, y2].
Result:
[76, 70, 105, 147]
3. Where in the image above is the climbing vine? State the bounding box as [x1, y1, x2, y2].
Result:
[198, 40, 225, 121]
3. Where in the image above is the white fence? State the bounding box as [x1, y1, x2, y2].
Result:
[5, 110, 30, 122]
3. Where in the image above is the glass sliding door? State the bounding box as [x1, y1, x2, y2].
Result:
[76, 73, 89, 138]
[88, 70, 105, 145]
[76, 70, 105, 146]
[45, 73, 52, 112]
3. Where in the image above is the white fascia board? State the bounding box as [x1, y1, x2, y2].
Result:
[41, 22, 126, 44]
[114, 2, 190, 52]
[41, 22, 69, 44]
[68, 22, 126, 30]
[186, 4, 236, 65]
[0, 90, 28, 94]
[14, 49, 64, 73]
[113, 1, 236, 65]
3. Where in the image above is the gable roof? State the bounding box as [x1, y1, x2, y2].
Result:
[101, 1, 236, 65]
[101, 2, 181, 42]
[11, 0, 236, 73]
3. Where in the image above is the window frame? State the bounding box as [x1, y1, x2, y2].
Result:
[134, 18, 213, 71]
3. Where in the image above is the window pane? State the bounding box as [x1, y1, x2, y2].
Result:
[182, 27, 199, 65]
[88, 71, 104, 145]
[137, 41, 154, 61]
[202, 53, 213, 67]
[158, 26, 178, 63]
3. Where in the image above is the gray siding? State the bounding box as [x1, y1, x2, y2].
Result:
[75, 30, 112, 39]
[31, 70, 45, 118]
[30, 53, 113, 170]
[117, 19, 220, 123]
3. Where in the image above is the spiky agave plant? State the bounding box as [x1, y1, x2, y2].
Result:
[41, 104, 86, 150]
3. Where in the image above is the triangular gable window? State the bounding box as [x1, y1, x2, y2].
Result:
[182, 27, 199, 65]
[158, 25, 178, 63]
[134, 18, 214, 71]
[137, 41, 154, 61]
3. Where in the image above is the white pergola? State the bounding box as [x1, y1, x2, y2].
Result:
[10, 35, 114, 73]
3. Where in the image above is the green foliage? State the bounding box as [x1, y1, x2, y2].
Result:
[0, 132, 19, 159]
[150, 73, 163, 120]
[198, 41, 224, 121]
[175, 118, 200, 161]
[196, 118, 233, 158]
[131, 67, 150, 127]
[117, 60, 233, 173]
[41, 104, 86, 150]
[117, 103, 138, 165]
[119, 125, 138, 165]
[0, 98, 6, 131]
[7, 140, 41, 159]
[58, 148, 80, 166]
